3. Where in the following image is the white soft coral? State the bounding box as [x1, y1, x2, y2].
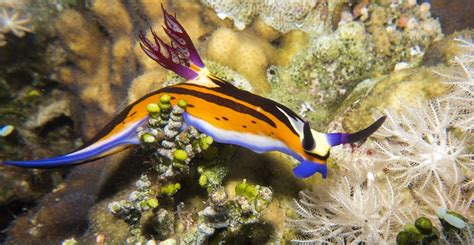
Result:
[434, 35, 474, 131]
[372, 99, 472, 190]
[372, 35, 474, 191]
[290, 148, 419, 244]
[291, 174, 416, 244]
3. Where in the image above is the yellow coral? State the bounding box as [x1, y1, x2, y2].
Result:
[139, 0, 168, 21]
[207, 28, 274, 93]
[251, 18, 282, 41]
[369, 7, 387, 28]
[55, 9, 116, 114]
[54, 0, 212, 116]
[175, 0, 209, 43]
[55, 10, 102, 72]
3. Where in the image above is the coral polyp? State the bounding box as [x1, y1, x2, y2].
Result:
[0, 8, 32, 37]
[373, 99, 471, 190]
[0, 0, 34, 46]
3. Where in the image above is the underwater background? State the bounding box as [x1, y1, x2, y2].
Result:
[0, 0, 472, 244]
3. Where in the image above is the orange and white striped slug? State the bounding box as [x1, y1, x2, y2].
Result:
[1, 6, 385, 178]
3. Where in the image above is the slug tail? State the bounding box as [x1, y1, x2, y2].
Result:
[1, 118, 145, 168]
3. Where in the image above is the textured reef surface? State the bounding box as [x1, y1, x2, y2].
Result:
[0, 0, 472, 244]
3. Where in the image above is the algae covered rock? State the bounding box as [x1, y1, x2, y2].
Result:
[335, 31, 473, 132]
[268, 21, 378, 130]
[336, 67, 449, 132]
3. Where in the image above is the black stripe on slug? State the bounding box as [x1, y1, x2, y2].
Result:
[206, 76, 302, 135]
[160, 86, 277, 128]
[306, 151, 330, 161]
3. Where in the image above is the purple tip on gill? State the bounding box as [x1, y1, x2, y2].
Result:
[139, 5, 206, 79]
[160, 4, 205, 68]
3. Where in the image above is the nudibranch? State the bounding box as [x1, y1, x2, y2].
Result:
[1, 6, 385, 179]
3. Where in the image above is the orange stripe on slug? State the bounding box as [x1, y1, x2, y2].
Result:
[161, 83, 308, 159]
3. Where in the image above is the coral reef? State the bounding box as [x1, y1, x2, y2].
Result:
[290, 34, 473, 244]
[335, 67, 449, 132]
[265, 0, 444, 130]
[1, 0, 472, 244]
[53, 1, 208, 119]
[206, 28, 274, 93]
[3, 1, 308, 240]
[291, 147, 415, 243]
[183, 179, 273, 243]
[364, 1, 443, 70]
[270, 21, 376, 128]
[0, 2, 82, 241]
